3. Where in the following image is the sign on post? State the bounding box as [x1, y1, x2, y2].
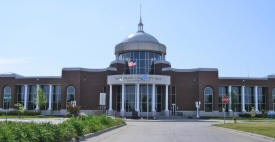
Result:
[222, 96, 229, 124]
[99, 93, 106, 106]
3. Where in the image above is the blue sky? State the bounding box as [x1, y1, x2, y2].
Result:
[0, 0, 274, 77]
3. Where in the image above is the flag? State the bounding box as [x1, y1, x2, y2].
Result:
[128, 60, 136, 67]
[140, 74, 147, 80]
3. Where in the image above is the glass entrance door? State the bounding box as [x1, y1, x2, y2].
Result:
[125, 85, 135, 112]
[140, 85, 152, 113]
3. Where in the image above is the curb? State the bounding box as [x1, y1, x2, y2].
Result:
[213, 126, 275, 142]
[68, 124, 126, 142]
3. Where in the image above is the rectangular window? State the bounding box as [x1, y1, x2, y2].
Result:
[27, 85, 37, 110]
[245, 87, 254, 112]
[53, 85, 62, 110]
[172, 86, 176, 104]
[258, 87, 266, 111]
[16, 85, 25, 105]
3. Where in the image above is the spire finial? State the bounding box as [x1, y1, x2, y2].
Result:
[138, 2, 144, 32]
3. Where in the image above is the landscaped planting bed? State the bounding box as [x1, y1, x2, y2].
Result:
[0, 115, 125, 142]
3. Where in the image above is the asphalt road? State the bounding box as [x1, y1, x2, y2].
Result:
[84, 119, 273, 142]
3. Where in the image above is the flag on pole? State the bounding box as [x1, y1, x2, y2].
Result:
[128, 60, 136, 67]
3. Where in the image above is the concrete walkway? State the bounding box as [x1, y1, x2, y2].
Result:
[83, 119, 274, 142]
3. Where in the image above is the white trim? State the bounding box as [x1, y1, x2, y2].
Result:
[162, 67, 218, 72]
[62, 67, 117, 72]
[154, 60, 171, 65]
[219, 77, 268, 80]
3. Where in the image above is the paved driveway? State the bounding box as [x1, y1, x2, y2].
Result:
[84, 119, 273, 142]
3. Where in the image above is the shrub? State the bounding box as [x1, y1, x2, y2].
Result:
[0, 111, 41, 116]
[0, 115, 125, 142]
[66, 104, 81, 117]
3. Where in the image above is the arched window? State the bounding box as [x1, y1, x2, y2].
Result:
[3, 86, 11, 109]
[66, 86, 75, 103]
[204, 87, 213, 112]
[273, 88, 275, 111]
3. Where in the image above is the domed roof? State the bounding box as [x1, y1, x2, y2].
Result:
[122, 32, 159, 43]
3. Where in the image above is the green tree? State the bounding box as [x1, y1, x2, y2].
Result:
[35, 88, 47, 110]
[250, 107, 256, 119]
[14, 103, 24, 119]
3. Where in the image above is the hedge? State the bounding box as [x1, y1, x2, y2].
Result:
[239, 113, 268, 118]
[0, 111, 41, 116]
[0, 115, 125, 142]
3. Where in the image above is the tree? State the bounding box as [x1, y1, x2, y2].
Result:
[35, 88, 47, 110]
[250, 107, 256, 119]
[14, 103, 24, 119]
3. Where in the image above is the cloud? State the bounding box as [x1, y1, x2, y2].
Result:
[0, 57, 33, 65]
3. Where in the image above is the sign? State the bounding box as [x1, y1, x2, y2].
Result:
[222, 96, 229, 104]
[4, 96, 11, 100]
[107, 74, 170, 85]
[99, 93, 106, 105]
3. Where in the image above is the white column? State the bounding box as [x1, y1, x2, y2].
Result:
[241, 86, 246, 112]
[48, 85, 53, 111]
[152, 84, 156, 114]
[228, 86, 232, 112]
[254, 86, 259, 112]
[165, 85, 169, 115]
[108, 85, 112, 113]
[35, 84, 40, 110]
[121, 84, 125, 116]
[24, 85, 28, 110]
[136, 84, 140, 112]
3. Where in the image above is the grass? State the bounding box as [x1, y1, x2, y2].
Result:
[200, 116, 275, 121]
[0, 115, 66, 118]
[213, 122, 275, 138]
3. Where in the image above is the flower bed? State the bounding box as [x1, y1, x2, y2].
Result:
[0, 115, 125, 142]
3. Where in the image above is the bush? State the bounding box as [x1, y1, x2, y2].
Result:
[66, 104, 81, 117]
[0, 111, 41, 116]
[0, 115, 125, 142]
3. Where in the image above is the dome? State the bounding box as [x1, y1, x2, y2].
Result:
[122, 32, 159, 43]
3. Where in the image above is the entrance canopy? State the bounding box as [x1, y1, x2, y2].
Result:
[107, 74, 170, 85]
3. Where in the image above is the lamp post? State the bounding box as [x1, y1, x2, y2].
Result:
[195, 101, 201, 118]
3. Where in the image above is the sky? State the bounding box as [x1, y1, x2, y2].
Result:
[0, 0, 274, 77]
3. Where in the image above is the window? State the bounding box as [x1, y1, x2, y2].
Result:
[53, 85, 62, 110]
[66, 86, 75, 103]
[156, 86, 163, 112]
[172, 86, 176, 104]
[119, 51, 162, 74]
[3, 86, 11, 109]
[16, 85, 25, 106]
[218, 86, 228, 112]
[40, 85, 50, 110]
[204, 87, 213, 112]
[273, 89, 275, 111]
[116, 86, 121, 112]
[231, 87, 241, 112]
[140, 85, 152, 112]
[27, 85, 37, 110]
[125, 85, 135, 112]
[245, 87, 254, 112]
[257, 87, 266, 111]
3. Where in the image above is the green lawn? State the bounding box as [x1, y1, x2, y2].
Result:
[0, 115, 65, 118]
[214, 122, 275, 138]
[200, 116, 275, 121]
